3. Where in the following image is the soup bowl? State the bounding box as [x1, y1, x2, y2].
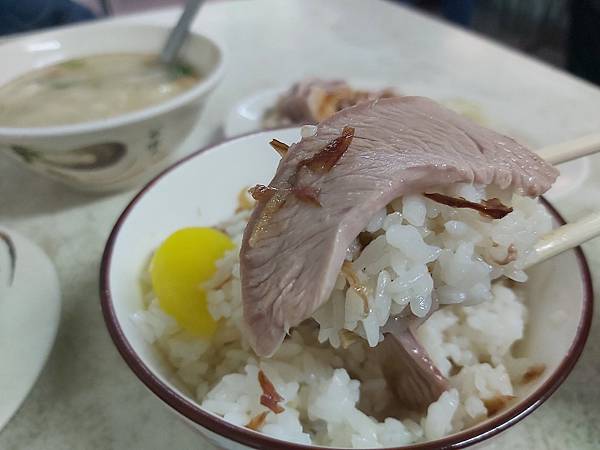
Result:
[0, 23, 224, 192]
[100, 128, 593, 449]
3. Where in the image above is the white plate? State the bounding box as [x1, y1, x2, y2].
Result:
[225, 83, 590, 200]
[224, 87, 284, 138]
[0, 227, 61, 431]
[224, 80, 393, 139]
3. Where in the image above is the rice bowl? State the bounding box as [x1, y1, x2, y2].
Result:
[100, 127, 592, 450]
[133, 188, 552, 446]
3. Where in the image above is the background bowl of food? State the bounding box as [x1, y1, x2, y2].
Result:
[100, 121, 592, 450]
[0, 23, 224, 192]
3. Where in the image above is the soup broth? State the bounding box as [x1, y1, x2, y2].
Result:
[0, 53, 201, 127]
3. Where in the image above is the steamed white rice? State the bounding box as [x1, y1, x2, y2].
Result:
[133, 184, 551, 447]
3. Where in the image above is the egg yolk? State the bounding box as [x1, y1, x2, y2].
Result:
[150, 227, 234, 337]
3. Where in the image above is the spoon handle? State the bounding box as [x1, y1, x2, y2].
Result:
[160, 0, 205, 65]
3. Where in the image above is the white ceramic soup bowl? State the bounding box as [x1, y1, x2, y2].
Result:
[100, 128, 593, 450]
[0, 23, 224, 192]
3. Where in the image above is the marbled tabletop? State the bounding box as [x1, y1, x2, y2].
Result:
[0, 1, 599, 449]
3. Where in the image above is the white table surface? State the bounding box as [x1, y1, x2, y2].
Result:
[1, 1, 600, 449]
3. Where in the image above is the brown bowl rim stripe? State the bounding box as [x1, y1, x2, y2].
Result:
[100, 129, 594, 450]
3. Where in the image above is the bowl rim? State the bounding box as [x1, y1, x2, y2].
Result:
[0, 23, 225, 138]
[100, 128, 594, 450]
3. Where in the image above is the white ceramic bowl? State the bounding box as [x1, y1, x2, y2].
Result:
[0, 23, 225, 192]
[100, 128, 593, 450]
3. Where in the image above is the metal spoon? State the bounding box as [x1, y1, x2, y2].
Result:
[160, 0, 206, 65]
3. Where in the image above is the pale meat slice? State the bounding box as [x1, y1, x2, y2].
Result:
[375, 325, 449, 413]
[271, 78, 397, 124]
[240, 96, 558, 357]
[272, 78, 348, 124]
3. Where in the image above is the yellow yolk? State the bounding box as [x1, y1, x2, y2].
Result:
[150, 227, 234, 337]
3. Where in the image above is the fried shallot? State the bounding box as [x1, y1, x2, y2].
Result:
[341, 261, 370, 315]
[245, 411, 269, 431]
[258, 370, 285, 414]
[424, 193, 513, 219]
[298, 126, 354, 172]
[269, 139, 289, 157]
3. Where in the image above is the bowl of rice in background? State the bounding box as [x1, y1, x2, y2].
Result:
[100, 128, 593, 450]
